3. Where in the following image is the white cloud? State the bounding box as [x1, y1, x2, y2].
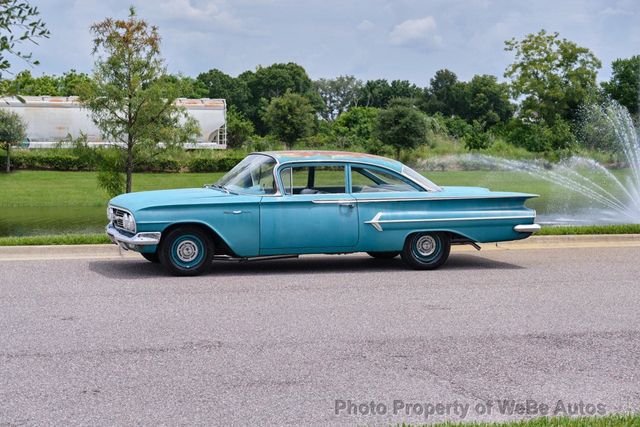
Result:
[356, 19, 374, 31]
[389, 16, 442, 48]
[153, 0, 243, 30]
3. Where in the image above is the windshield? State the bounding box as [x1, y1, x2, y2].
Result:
[402, 165, 442, 192]
[216, 154, 278, 195]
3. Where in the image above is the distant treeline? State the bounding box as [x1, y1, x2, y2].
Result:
[2, 30, 638, 157]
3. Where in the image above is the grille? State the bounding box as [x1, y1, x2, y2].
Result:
[110, 207, 129, 230]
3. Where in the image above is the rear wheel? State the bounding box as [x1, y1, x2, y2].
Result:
[141, 252, 160, 263]
[159, 226, 214, 276]
[401, 232, 450, 270]
[366, 251, 400, 259]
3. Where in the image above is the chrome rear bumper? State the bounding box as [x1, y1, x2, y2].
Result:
[106, 224, 161, 250]
[514, 224, 541, 233]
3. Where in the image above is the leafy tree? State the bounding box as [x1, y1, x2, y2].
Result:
[504, 30, 602, 124]
[3, 69, 56, 95]
[357, 79, 421, 109]
[196, 68, 250, 111]
[241, 62, 321, 134]
[357, 79, 393, 108]
[602, 55, 640, 116]
[376, 98, 429, 159]
[160, 74, 208, 99]
[226, 107, 254, 149]
[420, 69, 465, 116]
[315, 75, 362, 121]
[263, 91, 315, 149]
[503, 116, 576, 153]
[464, 74, 514, 128]
[0, 109, 26, 172]
[79, 7, 198, 194]
[0, 0, 49, 80]
[333, 106, 380, 147]
[57, 70, 92, 96]
[464, 120, 492, 150]
[0, 69, 92, 96]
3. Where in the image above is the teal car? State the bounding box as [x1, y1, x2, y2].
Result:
[106, 151, 540, 275]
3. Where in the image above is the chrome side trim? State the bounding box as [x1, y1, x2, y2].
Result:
[365, 212, 536, 232]
[106, 224, 161, 248]
[356, 194, 538, 203]
[514, 224, 541, 233]
[311, 199, 354, 204]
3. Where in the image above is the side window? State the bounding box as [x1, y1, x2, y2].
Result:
[351, 166, 419, 193]
[279, 165, 346, 195]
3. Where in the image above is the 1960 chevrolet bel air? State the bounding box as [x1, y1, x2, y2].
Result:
[106, 151, 540, 275]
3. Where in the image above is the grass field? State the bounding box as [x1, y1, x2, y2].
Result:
[0, 171, 224, 207]
[1, 170, 638, 242]
[0, 170, 565, 207]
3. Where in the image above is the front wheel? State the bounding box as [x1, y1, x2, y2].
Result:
[159, 226, 214, 276]
[401, 232, 450, 270]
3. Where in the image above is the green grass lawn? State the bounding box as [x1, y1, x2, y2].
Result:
[0, 171, 224, 207]
[0, 170, 562, 208]
[0, 170, 638, 243]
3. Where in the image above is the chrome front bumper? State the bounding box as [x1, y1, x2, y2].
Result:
[106, 224, 161, 250]
[514, 223, 541, 233]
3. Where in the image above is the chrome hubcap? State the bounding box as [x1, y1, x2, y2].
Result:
[176, 240, 199, 262]
[416, 235, 437, 256]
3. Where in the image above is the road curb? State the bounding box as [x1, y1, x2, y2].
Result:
[0, 234, 638, 260]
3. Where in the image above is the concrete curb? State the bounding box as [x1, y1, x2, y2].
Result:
[0, 234, 638, 261]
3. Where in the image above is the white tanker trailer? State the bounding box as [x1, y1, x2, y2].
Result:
[0, 96, 227, 149]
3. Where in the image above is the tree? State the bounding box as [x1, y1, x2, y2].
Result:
[602, 55, 640, 116]
[504, 30, 602, 124]
[263, 91, 315, 149]
[57, 70, 92, 96]
[0, 0, 49, 80]
[333, 106, 379, 147]
[196, 68, 250, 112]
[315, 75, 362, 121]
[357, 79, 422, 109]
[80, 7, 198, 194]
[376, 98, 429, 159]
[463, 74, 514, 128]
[226, 107, 254, 149]
[420, 69, 465, 116]
[241, 62, 321, 134]
[357, 79, 393, 108]
[160, 74, 208, 99]
[0, 109, 26, 172]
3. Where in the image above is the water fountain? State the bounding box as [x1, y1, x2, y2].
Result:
[425, 101, 640, 225]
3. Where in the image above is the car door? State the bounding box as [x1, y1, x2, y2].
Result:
[259, 163, 359, 253]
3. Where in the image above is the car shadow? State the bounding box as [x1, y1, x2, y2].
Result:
[88, 253, 523, 280]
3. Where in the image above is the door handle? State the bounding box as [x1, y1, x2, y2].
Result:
[224, 210, 244, 215]
[337, 202, 355, 208]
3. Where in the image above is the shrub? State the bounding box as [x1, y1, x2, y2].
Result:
[464, 121, 492, 150]
[187, 155, 245, 172]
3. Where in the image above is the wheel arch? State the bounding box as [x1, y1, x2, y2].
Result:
[402, 228, 477, 244]
[159, 221, 236, 256]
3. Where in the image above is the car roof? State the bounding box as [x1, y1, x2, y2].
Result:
[257, 150, 404, 173]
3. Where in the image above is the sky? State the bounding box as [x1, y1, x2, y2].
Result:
[15, 0, 640, 86]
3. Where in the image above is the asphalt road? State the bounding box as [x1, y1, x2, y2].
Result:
[1, 246, 639, 425]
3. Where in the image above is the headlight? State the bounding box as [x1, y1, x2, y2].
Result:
[122, 213, 136, 232]
[107, 207, 114, 221]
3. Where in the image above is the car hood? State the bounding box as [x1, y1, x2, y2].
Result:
[109, 187, 234, 212]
